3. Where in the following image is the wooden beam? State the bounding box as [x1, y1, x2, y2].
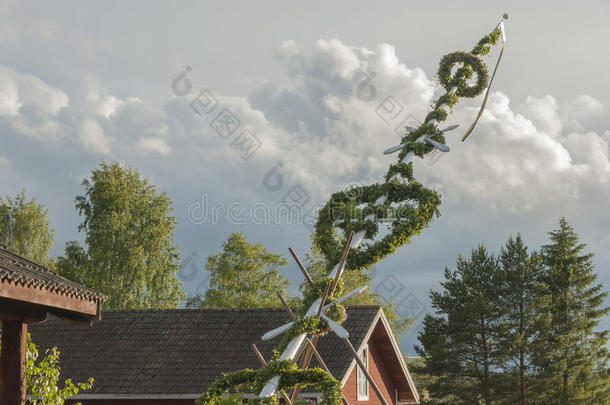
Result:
[1, 320, 28, 405]
[276, 292, 296, 320]
[290, 335, 318, 402]
[329, 231, 355, 296]
[288, 248, 314, 286]
[0, 280, 98, 317]
[304, 339, 351, 405]
[0, 300, 47, 323]
[293, 233, 354, 403]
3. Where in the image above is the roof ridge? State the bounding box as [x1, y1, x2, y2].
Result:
[0, 244, 58, 275]
[0, 245, 107, 303]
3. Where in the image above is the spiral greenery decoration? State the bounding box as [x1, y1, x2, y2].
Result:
[199, 20, 506, 405]
[313, 24, 504, 271]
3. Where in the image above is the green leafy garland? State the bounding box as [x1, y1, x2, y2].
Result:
[200, 276, 348, 405]
[313, 27, 502, 271]
[198, 360, 342, 405]
[199, 24, 504, 405]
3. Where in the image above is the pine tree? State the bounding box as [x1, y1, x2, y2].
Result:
[497, 235, 551, 405]
[541, 218, 609, 404]
[417, 245, 505, 404]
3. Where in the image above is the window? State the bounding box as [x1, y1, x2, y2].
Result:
[357, 345, 369, 400]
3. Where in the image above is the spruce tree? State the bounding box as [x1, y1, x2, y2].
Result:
[497, 235, 551, 405]
[541, 218, 609, 404]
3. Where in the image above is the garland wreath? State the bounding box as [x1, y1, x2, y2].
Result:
[313, 23, 505, 271]
[199, 18, 507, 405]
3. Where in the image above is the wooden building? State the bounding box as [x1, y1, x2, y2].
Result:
[0, 245, 106, 405]
[30, 306, 420, 404]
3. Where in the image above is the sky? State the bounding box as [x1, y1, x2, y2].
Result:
[1, 0, 609, 354]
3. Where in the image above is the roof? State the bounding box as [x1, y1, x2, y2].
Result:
[28, 306, 382, 396]
[0, 245, 106, 323]
[0, 245, 106, 304]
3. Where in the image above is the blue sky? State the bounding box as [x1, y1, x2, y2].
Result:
[1, 0, 609, 353]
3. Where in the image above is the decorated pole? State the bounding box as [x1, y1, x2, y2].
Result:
[314, 14, 508, 274]
[198, 15, 508, 405]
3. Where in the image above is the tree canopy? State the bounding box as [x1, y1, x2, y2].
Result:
[186, 232, 290, 308]
[56, 161, 185, 309]
[415, 219, 609, 405]
[541, 218, 610, 404]
[0, 189, 54, 265]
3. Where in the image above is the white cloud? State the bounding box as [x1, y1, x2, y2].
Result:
[136, 137, 172, 156]
[409, 91, 610, 219]
[0, 37, 608, 251]
[0, 66, 69, 115]
[0, 78, 21, 116]
[564, 94, 604, 120]
[0, 66, 71, 141]
[78, 118, 111, 155]
[1, 40, 608, 227]
[218, 38, 610, 231]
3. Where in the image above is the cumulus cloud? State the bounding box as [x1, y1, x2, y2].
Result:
[0, 66, 68, 116]
[1, 38, 609, 246]
[0, 35, 609, 343]
[0, 66, 70, 141]
[564, 94, 604, 120]
[136, 137, 172, 156]
[79, 118, 111, 155]
[0, 78, 20, 116]
[0, 67, 179, 156]
[408, 92, 609, 221]
[243, 38, 439, 199]
[237, 39, 610, 228]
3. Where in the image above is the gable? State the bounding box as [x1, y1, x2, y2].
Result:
[341, 311, 419, 404]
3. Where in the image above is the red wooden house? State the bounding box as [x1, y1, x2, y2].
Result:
[29, 306, 419, 404]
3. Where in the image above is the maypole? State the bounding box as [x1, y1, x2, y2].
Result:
[199, 14, 509, 405]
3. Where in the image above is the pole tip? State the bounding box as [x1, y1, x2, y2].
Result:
[502, 13, 509, 20]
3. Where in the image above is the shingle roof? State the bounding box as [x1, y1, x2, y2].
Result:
[0, 245, 106, 303]
[28, 306, 381, 396]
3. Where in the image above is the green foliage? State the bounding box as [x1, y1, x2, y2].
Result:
[217, 394, 247, 405]
[300, 248, 413, 337]
[408, 356, 460, 404]
[198, 360, 342, 405]
[496, 235, 551, 405]
[416, 221, 610, 405]
[0, 189, 54, 265]
[314, 175, 441, 271]
[540, 218, 610, 404]
[313, 27, 503, 272]
[186, 232, 290, 308]
[55, 161, 185, 309]
[0, 334, 94, 405]
[417, 245, 506, 404]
